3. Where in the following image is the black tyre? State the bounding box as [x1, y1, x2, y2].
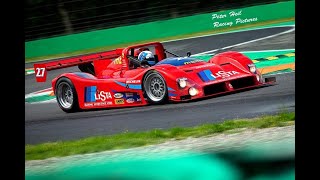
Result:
[55, 77, 80, 113]
[143, 71, 168, 104]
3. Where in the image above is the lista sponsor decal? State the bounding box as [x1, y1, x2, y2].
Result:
[212, 70, 240, 78]
[115, 99, 125, 104]
[85, 86, 112, 102]
[126, 98, 135, 103]
[114, 93, 123, 98]
[84, 101, 112, 107]
[198, 70, 216, 82]
[126, 80, 141, 84]
[198, 70, 240, 82]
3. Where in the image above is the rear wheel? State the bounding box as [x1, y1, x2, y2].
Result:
[55, 77, 79, 113]
[143, 71, 168, 104]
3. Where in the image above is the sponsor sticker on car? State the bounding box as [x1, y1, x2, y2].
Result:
[198, 70, 240, 82]
[85, 86, 112, 102]
[84, 101, 112, 107]
[126, 98, 135, 103]
[125, 93, 134, 97]
[126, 80, 141, 84]
[184, 60, 203, 65]
[213, 70, 240, 78]
[114, 93, 124, 98]
[115, 99, 125, 104]
[114, 57, 122, 64]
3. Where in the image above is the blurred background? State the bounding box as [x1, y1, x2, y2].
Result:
[25, 0, 290, 41]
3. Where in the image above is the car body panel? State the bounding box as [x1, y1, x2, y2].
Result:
[35, 42, 275, 112]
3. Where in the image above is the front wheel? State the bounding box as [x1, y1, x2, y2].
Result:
[143, 71, 168, 104]
[55, 77, 79, 113]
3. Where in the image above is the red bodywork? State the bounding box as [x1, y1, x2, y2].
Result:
[34, 42, 275, 111]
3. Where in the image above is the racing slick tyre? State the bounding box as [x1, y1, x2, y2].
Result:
[55, 77, 80, 113]
[143, 71, 168, 104]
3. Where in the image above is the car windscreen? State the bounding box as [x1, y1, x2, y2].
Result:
[156, 57, 204, 66]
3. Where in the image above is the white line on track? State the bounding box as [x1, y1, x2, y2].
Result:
[193, 49, 295, 56]
[192, 26, 295, 56]
[239, 49, 295, 54]
[163, 24, 295, 43]
[264, 71, 295, 76]
[26, 24, 294, 64]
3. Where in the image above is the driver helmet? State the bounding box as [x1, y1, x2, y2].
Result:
[138, 50, 156, 66]
[134, 47, 149, 57]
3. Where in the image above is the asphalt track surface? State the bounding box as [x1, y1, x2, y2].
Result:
[25, 26, 295, 145]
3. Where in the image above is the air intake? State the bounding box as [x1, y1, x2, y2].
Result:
[230, 76, 256, 89]
[203, 82, 226, 96]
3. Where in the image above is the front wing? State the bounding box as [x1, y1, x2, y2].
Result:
[167, 75, 276, 102]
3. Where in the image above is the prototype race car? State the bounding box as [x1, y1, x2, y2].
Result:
[34, 42, 276, 112]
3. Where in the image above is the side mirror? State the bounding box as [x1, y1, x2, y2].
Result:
[187, 51, 191, 57]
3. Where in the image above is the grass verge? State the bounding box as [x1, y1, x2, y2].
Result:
[26, 111, 294, 161]
[25, 18, 294, 63]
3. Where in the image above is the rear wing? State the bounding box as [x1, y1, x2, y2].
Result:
[34, 49, 122, 82]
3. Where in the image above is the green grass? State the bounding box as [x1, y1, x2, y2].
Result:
[25, 18, 294, 63]
[25, 111, 295, 161]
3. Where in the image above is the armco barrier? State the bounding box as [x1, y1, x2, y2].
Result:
[25, 1, 294, 59]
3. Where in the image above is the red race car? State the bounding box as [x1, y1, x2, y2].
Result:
[34, 42, 276, 112]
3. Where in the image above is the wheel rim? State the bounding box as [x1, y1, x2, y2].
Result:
[144, 73, 166, 102]
[56, 82, 73, 109]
